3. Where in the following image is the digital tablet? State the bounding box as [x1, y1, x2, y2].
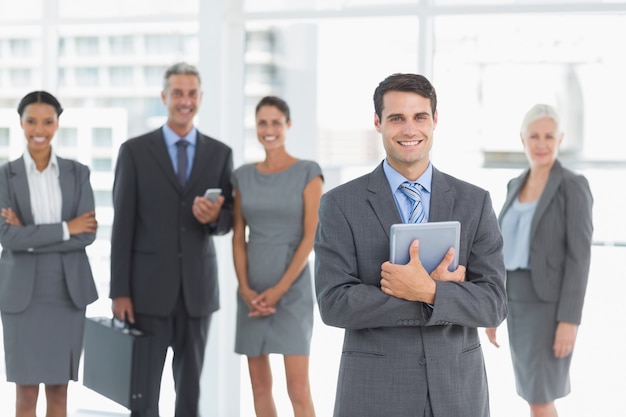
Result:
[389, 221, 460, 273]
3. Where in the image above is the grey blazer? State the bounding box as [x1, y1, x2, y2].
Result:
[0, 156, 98, 313]
[314, 162, 507, 417]
[109, 127, 233, 317]
[499, 159, 593, 324]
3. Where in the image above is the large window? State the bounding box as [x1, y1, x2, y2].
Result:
[0, 2, 625, 417]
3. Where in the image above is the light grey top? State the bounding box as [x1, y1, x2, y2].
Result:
[500, 198, 538, 270]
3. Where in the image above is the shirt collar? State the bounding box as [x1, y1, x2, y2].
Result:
[23, 147, 59, 174]
[162, 124, 197, 147]
[383, 159, 433, 194]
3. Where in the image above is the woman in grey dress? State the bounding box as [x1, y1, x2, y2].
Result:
[232, 96, 322, 417]
[485, 104, 593, 417]
[0, 91, 98, 417]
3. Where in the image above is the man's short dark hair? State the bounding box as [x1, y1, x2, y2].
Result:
[373, 73, 437, 120]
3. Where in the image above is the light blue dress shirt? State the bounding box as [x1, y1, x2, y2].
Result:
[162, 124, 197, 182]
[383, 159, 432, 223]
[500, 198, 538, 270]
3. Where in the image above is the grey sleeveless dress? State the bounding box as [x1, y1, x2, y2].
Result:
[231, 160, 322, 356]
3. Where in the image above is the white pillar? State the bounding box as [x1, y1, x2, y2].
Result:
[197, 0, 245, 416]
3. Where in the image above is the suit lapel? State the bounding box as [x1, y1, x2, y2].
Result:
[366, 163, 401, 240]
[186, 131, 208, 191]
[57, 157, 75, 221]
[147, 129, 182, 191]
[531, 160, 563, 238]
[499, 170, 528, 223]
[428, 167, 455, 222]
[8, 158, 35, 225]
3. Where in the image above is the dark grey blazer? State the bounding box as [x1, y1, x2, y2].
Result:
[0, 156, 98, 313]
[314, 162, 507, 417]
[109, 127, 233, 317]
[499, 159, 593, 324]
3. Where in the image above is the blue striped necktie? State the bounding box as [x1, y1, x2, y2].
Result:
[399, 181, 425, 223]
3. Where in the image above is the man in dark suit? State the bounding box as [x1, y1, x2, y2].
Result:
[314, 73, 507, 417]
[110, 62, 233, 417]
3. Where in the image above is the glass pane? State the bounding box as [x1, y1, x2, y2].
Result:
[9, 69, 32, 88]
[433, 13, 626, 162]
[317, 18, 419, 166]
[144, 34, 185, 54]
[109, 66, 134, 87]
[76, 37, 100, 56]
[93, 190, 112, 207]
[57, 68, 67, 87]
[144, 66, 168, 87]
[243, 18, 419, 165]
[75, 67, 100, 87]
[58, 0, 197, 18]
[56, 127, 78, 147]
[109, 35, 135, 55]
[91, 157, 112, 172]
[0, 128, 9, 146]
[92, 127, 113, 147]
[9, 39, 32, 57]
[54, 22, 197, 137]
[58, 38, 66, 56]
[0, 0, 42, 20]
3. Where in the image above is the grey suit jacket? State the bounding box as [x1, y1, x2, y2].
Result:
[499, 159, 593, 324]
[109, 127, 233, 317]
[314, 162, 507, 417]
[0, 156, 98, 313]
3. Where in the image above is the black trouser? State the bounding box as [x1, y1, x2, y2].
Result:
[131, 296, 211, 417]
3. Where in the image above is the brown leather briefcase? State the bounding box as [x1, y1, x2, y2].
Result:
[82, 316, 151, 411]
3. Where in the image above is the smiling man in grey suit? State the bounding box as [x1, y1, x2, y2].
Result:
[314, 73, 507, 417]
[110, 62, 233, 417]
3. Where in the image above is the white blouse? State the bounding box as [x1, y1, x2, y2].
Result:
[23, 149, 69, 240]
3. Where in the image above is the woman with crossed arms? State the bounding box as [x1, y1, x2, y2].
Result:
[0, 91, 98, 417]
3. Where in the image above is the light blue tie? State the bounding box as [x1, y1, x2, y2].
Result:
[399, 181, 425, 223]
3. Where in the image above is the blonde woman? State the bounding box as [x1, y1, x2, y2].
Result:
[486, 104, 593, 417]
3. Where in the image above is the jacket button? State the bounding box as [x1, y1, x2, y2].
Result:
[418, 358, 427, 366]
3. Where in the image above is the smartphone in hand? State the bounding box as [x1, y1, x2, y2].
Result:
[203, 188, 222, 202]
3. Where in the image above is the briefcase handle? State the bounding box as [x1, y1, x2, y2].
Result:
[112, 317, 144, 336]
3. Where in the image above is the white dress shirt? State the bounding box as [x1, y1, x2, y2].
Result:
[23, 149, 69, 241]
